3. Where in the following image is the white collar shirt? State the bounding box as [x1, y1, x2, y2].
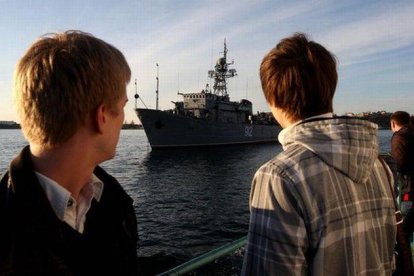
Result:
[35, 172, 104, 234]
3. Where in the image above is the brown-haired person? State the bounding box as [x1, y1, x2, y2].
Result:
[391, 111, 414, 240]
[0, 31, 138, 275]
[242, 33, 395, 275]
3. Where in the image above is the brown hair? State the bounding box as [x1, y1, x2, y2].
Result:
[391, 111, 410, 126]
[260, 33, 337, 121]
[13, 30, 131, 147]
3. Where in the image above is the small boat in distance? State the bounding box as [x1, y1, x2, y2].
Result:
[135, 40, 281, 149]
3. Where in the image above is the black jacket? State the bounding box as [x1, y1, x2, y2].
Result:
[391, 126, 414, 195]
[0, 146, 138, 275]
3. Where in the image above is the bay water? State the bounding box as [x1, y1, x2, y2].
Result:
[0, 128, 393, 273]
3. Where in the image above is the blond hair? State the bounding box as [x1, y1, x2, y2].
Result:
[13, 30, 131, 147]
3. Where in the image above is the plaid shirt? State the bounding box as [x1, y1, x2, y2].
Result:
[242, 118, 396, 275]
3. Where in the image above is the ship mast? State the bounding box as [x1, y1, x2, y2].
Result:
[134, 78, 148, 109]
[208, 39, 237, 97]
[156, 63, 159, 110]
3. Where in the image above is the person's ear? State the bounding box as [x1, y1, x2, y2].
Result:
[94, 104, 107, 133]
[391, 120, 397, 132]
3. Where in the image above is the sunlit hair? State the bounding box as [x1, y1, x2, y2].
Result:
[13, 30, 131, 147]
[391, 111, 410, 126]
[260, 33, 337, 121]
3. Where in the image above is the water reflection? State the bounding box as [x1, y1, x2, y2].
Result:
[136, 143, 281, 259]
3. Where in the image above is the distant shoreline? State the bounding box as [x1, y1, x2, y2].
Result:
[0, 124, 390, 130]
[0, 124, 143, 130]
[0, 125, 20, 129]
[0, 112, 392, 130]
[122, 124, 143, 129]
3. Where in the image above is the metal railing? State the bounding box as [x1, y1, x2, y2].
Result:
[157, 236, 247, 276]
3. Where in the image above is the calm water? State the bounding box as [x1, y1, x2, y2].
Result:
[0, 128, 393, 272]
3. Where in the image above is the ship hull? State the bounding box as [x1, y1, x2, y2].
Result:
[136, 108, 281, 149]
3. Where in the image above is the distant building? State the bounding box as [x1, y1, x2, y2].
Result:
[0, 121, 20, 129]
[121, 121, 143, 129]
[0, 121, 17, 125]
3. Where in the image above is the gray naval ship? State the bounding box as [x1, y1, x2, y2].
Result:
[135, 40, 281, 149]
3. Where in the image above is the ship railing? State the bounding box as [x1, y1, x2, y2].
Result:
[156, 236, 247, 276]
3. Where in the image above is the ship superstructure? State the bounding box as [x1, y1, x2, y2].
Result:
[135, 40, 280, 149]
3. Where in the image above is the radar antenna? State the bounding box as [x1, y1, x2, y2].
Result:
[207, 39, 237, 96]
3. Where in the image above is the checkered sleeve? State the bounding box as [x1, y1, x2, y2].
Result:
[242, 165, 308, 276]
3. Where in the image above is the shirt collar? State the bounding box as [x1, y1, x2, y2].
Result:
[90, 174, 104, 202]
[278, 112, 333, 147]
[35, 172, 104, 220]
[35, 172, 70, 220]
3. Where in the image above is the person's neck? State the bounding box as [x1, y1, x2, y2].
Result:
[30, 136, 97, 201]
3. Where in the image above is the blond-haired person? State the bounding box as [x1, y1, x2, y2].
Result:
[242, 33, 395, 275]
[0, 31, 138, 275]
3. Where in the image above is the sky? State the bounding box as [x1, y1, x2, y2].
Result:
[0, 0, 413, 124]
